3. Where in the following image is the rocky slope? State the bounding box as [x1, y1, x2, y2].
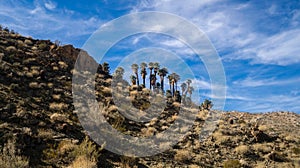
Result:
[0, 28, 299, 168]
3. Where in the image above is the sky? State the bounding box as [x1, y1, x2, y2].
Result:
[1, 0, 300, 113]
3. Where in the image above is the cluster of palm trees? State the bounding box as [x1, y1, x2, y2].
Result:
[113, 62, 195, 100]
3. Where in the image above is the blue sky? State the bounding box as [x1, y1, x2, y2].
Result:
[1, 0, 300, 113]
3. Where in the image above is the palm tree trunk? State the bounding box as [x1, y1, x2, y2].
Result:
[149, 70, 152, 90]
[160, 76, 164, 91]
[136, 73, 139, 86]
[172, 82, 175, 97]
[142, 74, 146, 87]
[185, 84, 190, 96]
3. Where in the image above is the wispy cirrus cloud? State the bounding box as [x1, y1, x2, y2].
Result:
[0, 0, 103, 46]
[233, 77, 300, 87]
[44, 0, 57, 10]
[133, 0, 300, 66]
[231, 28, 300, 65]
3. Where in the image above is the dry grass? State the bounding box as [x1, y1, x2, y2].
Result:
[68, 137, 104, 168]
[0, 138, 29, 168]
[67, 155, 97, 168]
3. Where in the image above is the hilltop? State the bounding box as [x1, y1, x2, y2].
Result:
[0, 27, 299, 168]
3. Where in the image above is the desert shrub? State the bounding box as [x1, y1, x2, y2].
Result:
[0, 53, 4, 60]
[68, 155, 97, 168]
[235, 145, 251, 155]
[6, 46, 17, 53]
[141, 127, 157, 137]
[30, 69, 40, 76]
[38, 42, 48, 50]
[29, 82, 39, 89]
[58, 61, 68, 69]
[24, 39, 32, 45]
[69, 136, 103, 165]
[10, 83, 19, 91]
[52, 94, 61, 100]
[49, 102, 68, 111]
[120, 156, 137, 168]
[223, 160, 241, 168]
[43, 137, 103, 167]
[292, 147, 300, 155]
[0, 138, 29, 168]
[42, 143, 60, 163]
[174, 149, 192, 162]
[253, 143, 272, 154]
[17, 40, 25, 48]
[213, 131, 231, 145]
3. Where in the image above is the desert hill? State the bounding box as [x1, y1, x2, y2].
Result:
[0, 27, 299, 168]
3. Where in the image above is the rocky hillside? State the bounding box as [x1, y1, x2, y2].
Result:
[0, 27, 299, 168]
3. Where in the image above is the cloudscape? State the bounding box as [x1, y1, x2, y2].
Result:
[1, 0, 300, 113]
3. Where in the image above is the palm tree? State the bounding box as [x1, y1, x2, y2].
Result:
[152, 62, 160, 90]
[113, 67, 124, 79]
[188, 86, 194, 99]
[158, 67, 168, 91]
[148, 62, 154, 89]
[186, 79, 192, 95]
[153, 62, 160, 76]
[130, 75, 137, 85]
[169, 73, 177, 97]
[173, 73, 180, 91]
[181, 83, 187, 96]
[169, 73, 180, 97]
[102, 62, 110, 74]
[167, 74, 173, 94]
[131, 64, 139, 86]
[140, 62, 147, 87]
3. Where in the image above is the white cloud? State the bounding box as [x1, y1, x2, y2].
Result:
[191, 78, 211, 90]
[240, 95, 300, 112]
[44, 0, 57, 10]
[234, 77, 300, 87]
[132, 0, 300, 66]
[0, 0, 103, 46]
[229, 29, 300, 66]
